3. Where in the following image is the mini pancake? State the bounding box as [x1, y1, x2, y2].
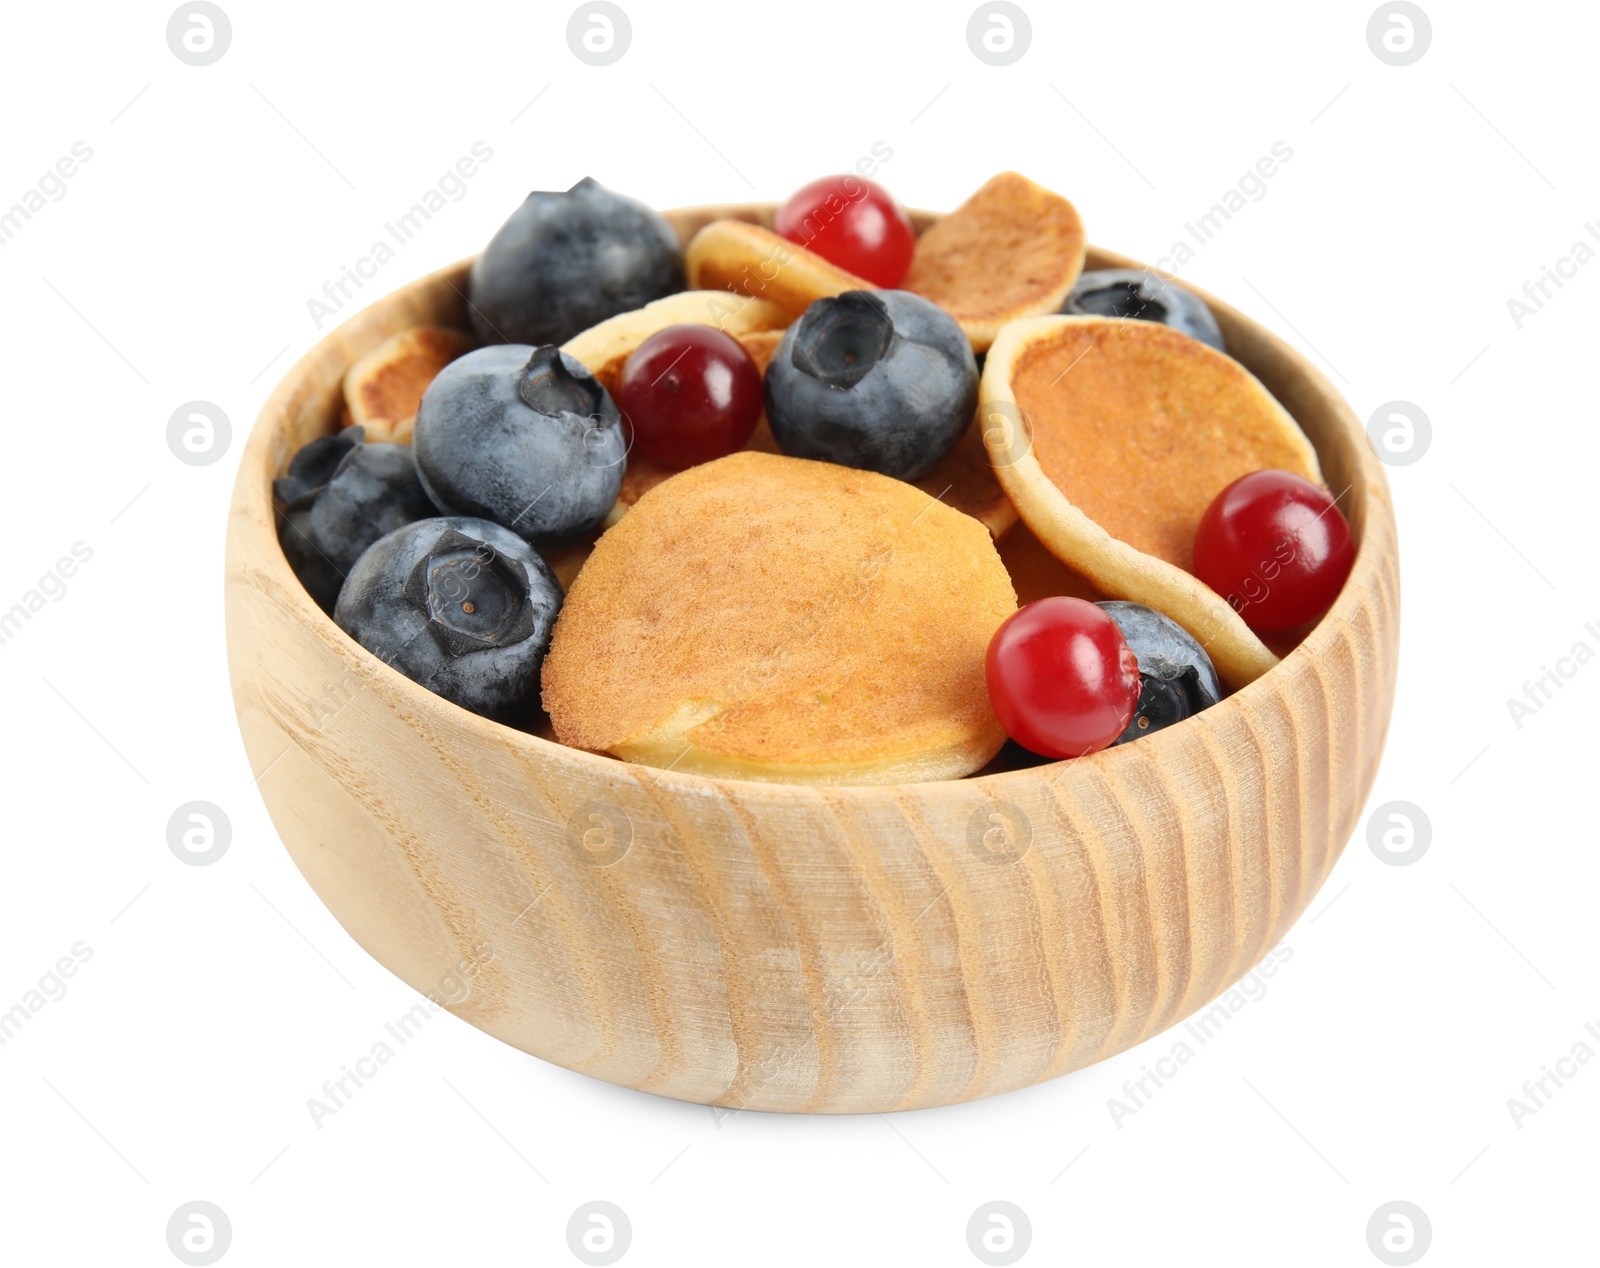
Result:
[904, 172, 1086, 353]
[344, 326, 475, 443]
[685, 220, 868, 317]
[981, 315, 1323, 688]
[905, 416, 1019, 539]
[369, 417, 415, 445]
[996, 520, 1104, 607]
[542, 451, 1016, 784]
[560, 289, 792, 397]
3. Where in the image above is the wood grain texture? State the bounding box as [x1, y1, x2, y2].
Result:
[224, 205, 1399, 1113]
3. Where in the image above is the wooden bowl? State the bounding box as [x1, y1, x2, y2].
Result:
[226, 204, 1398, 1113]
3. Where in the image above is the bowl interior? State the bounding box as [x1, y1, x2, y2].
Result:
[246, 205, 1385, 790]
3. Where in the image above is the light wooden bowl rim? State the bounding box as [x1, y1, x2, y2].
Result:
[232, 206, 1391, 798]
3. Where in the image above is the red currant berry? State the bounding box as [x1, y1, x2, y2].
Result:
[773, 175, 916, 289]
[1193, 469, 1355, 632]
[615, 324, 763, 469]
[985, 597, 1141, 759]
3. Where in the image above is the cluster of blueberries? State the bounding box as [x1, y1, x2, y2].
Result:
[277, 177, 1224, 736]
[277, 181, 687, 717]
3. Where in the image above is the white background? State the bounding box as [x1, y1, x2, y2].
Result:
[1, 1, 1594, 1264]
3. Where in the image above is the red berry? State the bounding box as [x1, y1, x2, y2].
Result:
[773, 175, 916, 288]
[985, 597, 1141, 759]
[1193, 469, 1355, 632]
[615, 324, 763, 469]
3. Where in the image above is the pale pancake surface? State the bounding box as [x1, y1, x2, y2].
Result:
[685, 220, 868, 316]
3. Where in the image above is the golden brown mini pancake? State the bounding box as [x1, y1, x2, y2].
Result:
[981, 315, 1322, 687]
[344, 326, 475, 442]
[997, 520, 1104, 607]
[542, 452, 1016, 784]
[904, 172, 1086, 352]
[909, 416, 1019, 539]
[685, 220, 867, 317]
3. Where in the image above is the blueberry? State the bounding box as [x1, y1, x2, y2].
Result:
[1097, 601, 1223, 744]
[1063, 270, 1225, 351]
[274, 425, 435, 613]
[765, 290, 978, 481]
[275, 425, 361, 504]
[334, 517, 562, 718]
[413, 344, 626, 550]
[467, 177, 685, 347]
